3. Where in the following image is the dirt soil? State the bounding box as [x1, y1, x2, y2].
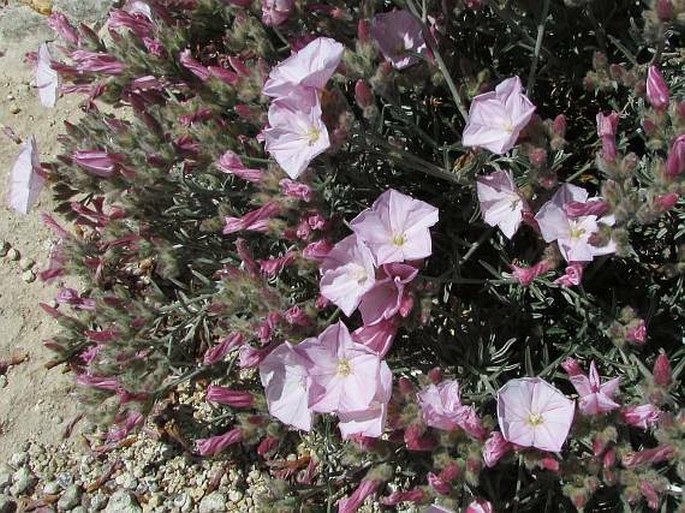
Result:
[0, 1, 114, 462]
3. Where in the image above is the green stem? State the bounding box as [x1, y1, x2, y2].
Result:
[526, 0, 551, 98]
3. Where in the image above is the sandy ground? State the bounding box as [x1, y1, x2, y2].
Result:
[0, 1, 114, 462]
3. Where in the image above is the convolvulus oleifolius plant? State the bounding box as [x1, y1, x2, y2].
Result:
[7, 0, 684, 511]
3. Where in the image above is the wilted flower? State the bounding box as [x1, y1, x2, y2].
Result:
[262, 0, 294, 26]
[262, 37, 344, 98]
[418, 380, 485, 438]
[510, 260, 553, 286]
[483, 431, 512, 467]
[621, 404, 661, 429]
[8, 136, 44, 215]
[554, 262, 585, 287]
[462, 76, 536, 154]
[370, 10, 427, 70]
[476, 170, 529, 238]
[36, 43, 59, 108]
[319, 235, 376, 317]
[217, 150, 264, 183]
[568, 361, 621, 416]
[535, 184, 616, 262]
[259, 342, 313, 431]
[497, 377, 575, 452]
[263, 89, 331, 179]
[646, 66, 670, 111]
[350, 189, 439, 265]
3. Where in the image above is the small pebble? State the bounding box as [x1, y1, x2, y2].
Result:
[0, 495, 17, 513]
[0, 376, 7, 390]
[21, 271, 36, 283]
[19, 258, 35, 271]
[5, 248, 19, 261]
[57, 484, 82, 510]
[10, 106, 20, 115]
[10, 466, 36, 495]
[8, 454, 27, 469]
[0, 242, 9, 257]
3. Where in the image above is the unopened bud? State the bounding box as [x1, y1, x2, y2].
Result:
[552, 114, 566, 138]
[666, 134, 685, 177]
[427, 367, 443, 384]
[656, 0, 674, 22]
[561, 357, 584, 377]
[354, 79, 374, 110]
[357, 19, 370, 44]
[646, 66, 670, 111]
[592, 51, 608, 70]
[653, 349, 672, 387]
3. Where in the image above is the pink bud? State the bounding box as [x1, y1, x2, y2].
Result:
[654, 193, 679, 212]
[552, 114, 567, 138]
[404, 424, 436, 451]
[603, 448, 616, 468]
[206, 386, 254, 408]
[179, 49, 210, 81]
[626, 319, 647, 345]
[554, 262, 585, 287]
[656, 0, 674, 21]
[597, 112, 619, 161]
[646, 66, 670, 111]
[540, 457, 559, 472]
[665, 134, 685, 177]
[72, 150, 121, 177]
[510, 259, 552, 286]
[428, 472, 451, 495]
[70, 50, 125, 75]
[561, 357, 584, 377]
[652, 349, 672, 387]
[257, 436, 279, 457]
[529, 148, 547, 167]
[427, 367, 443, 384]
[203, 333, 244, 365]
[564, 200, 609, 217]
[639, 480, 661, 510]
[622, 445, 675, 467]
[357, 19, 370, 44]
[338, 479, 382, 513]
[47, 12, 80, 45]
[380, 488, 426, 506]
[354, 79, 375, 110]
[398, 376, 416, 396]
[195, 428, 243, 456]
[262, 0, 294, 27]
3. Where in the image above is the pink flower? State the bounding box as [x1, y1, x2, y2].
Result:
[338, 479, 382, 513]
[665, 134, 685, 177]
[259, 251, 296, 276]
[462, 76, 536, 154]
[36, 43, 59, 108]
[564, 199, 609, 217]
[72, 150, 120, 177]
[223, 202, 280, 234]
[535, 184, 616, 262]
[596, 112, 619, 161]
[263, 89, 331, 179]
[108, 9, 153, 37]
[303, 239, 333, 261]
[350, 189, 439, 265]
[622, 445, 675, 467]
[476, 170, 529, 238]
[626, 319, 647, 345]
[358, 263, 418, 325]
[370, 10, 427, 70]
[196, 428, 243, 456]
[465, 499, 494, 513]
[259, 342, 313, 431]
[8, 136, 44, 215]
[622, 404, 661, 429]
[497, 377, 575, 452]
[417, 380, 485, 437]
[206, 386, 254, 408]
[569, 361, 621, 416]
[217, 151, 263, 183]
[262, 37, 344, 98]
[561, 357, 584, 377]
[320, 235, 376, 317]
[299, 321, 383, 415]
[337, 361, 392, 438]
[483, 431, 512, 467]
[646, 66, 670, 110]
[352, 318, 399, 358]
[262, 0, 294, 26]
[554, 262, 585, 287]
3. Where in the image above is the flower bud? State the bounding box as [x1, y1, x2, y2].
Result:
[206, 386, 254, 408]
[552, 114, 566, 138]
[656, 0, 674, 22]
[354, 79, 375, 110]
[427, 367, 443, 384]
[665, 134, 685, 177]
[652, 349, 672, 387]
[592, 51, 608, 70]
[561, 357, 584, 377]
[646, 66, 670, 111]
[625, 319, 647, 345]
[654, 193, 679, 212]
[465, 498, 494, 513]
[357, 19, 371, 44]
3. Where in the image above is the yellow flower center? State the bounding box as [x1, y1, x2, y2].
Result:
[306, 127, 322, 146]
[338, 358, 352, 377]
[570, 223, 586, 239]
[392, 233, 407, 246]
[528, 412, 545, 426]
